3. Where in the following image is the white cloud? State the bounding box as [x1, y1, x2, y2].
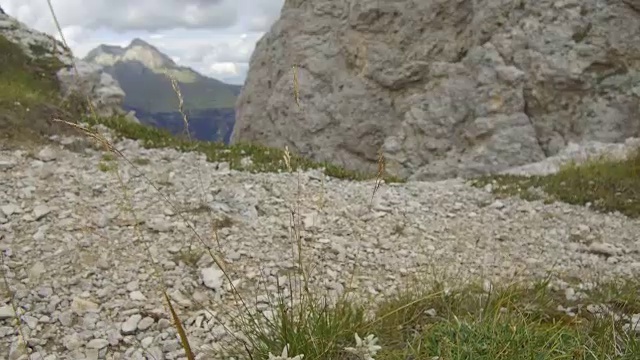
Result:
[210, 62, 239, 74]
[2, 0, 285, 85]
[208, 62, 244, 83]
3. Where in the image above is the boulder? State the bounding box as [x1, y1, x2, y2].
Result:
[233, 0, 640, 180]
[56, 60, 138, 121]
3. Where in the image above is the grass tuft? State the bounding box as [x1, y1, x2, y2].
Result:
[236, 277, 640, 360]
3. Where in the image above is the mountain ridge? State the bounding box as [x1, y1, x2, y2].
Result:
[86, 38, 177, 72]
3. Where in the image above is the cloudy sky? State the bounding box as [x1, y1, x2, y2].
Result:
[2, 0, 285, 85]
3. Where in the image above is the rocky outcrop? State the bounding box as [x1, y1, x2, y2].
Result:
[0, 12, 72, 66]
[233, 0, 640, 180]
[56, 60, 139, 121]
[0, 12, 137, 122]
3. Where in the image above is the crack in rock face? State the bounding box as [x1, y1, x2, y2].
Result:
[233, 0, 640, 180]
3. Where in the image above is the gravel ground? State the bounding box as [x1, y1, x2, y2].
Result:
[2, 134, 640, 359]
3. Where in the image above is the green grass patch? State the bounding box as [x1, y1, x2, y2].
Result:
[0, 35, 62, 102]
[173, 248, 204, 268]
[234, 277, 640, 360]
[132, 156, 151, 165]
[84, 114, 404, 182]
[101, 153, 116, 162]
[471, 151, 640, 218]
[97, 161, 116, 172]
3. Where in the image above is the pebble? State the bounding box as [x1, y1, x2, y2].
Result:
[35, 147, 58, 162]
[137, 317, 154, 331]
[1, 203, 19, 216]
[129, 291, 147, 301]
[200, 267, 224, 291]
[588, 242, 620, 256]
[86, 338, 109, 349]
[121, 314, 142, 335]
[0, 305, 15, 320]
[32, 204, 51, 221]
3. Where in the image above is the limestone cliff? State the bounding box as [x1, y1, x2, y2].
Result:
[233, 0, 640, 180]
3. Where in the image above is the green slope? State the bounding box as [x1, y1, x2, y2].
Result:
[105, 61, 239, 112]
[0, 34, 83, 146]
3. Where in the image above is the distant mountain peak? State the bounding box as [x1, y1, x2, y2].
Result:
[126, 38, 170, 62]
[85, 38, 176, 71]
[83, 36, 244, 91]
[128, 38, 152, 48]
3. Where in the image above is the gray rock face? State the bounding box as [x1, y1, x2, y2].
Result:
[233, 0, 640, 180]
[0, 13, 138, 122]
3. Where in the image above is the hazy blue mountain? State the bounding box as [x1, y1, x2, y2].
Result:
[84, 38, 241, 143]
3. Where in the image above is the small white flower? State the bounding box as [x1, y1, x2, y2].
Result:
[268, 344, 304, 360]
[344, 333, 382, 360]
